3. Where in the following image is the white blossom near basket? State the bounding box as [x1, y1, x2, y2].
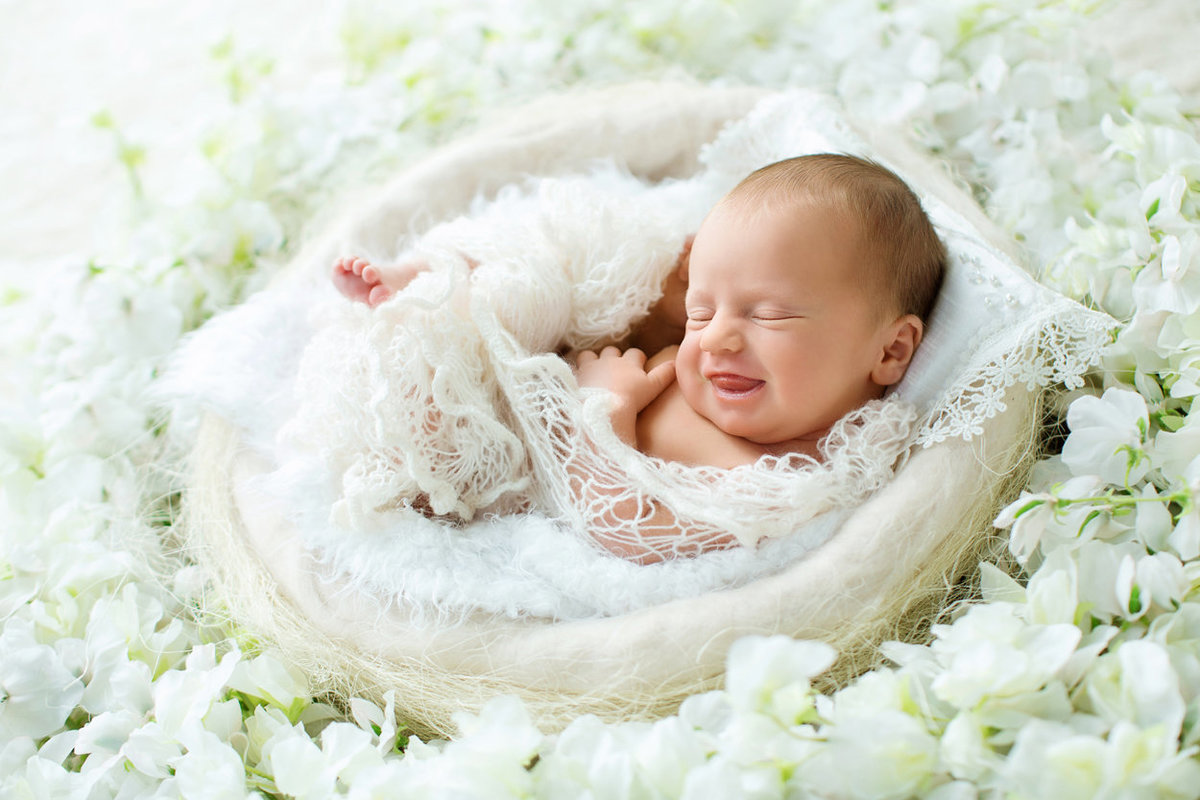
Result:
[170, 83, 1112, 738]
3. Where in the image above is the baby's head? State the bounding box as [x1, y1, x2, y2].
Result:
[676, 153, 946, 452]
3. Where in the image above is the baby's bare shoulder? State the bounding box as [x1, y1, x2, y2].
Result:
[636, 378, 763, 469]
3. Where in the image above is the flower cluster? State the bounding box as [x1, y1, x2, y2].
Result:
[3, 0, 1200, 796]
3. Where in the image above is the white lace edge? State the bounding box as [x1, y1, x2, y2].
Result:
[914, 299, 1114, 446]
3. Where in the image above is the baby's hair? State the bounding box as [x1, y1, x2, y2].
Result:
[727, 153, 946, 321]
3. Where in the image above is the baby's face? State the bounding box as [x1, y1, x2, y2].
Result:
[676, 199, 900, 450]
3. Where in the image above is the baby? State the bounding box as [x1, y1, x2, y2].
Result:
[332, 154, 945, 559]
[575, 154, 944, 471]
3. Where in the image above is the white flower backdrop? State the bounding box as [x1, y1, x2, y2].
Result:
[3, 0, 1200, 796]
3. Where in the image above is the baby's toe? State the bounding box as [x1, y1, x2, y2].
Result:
[367, 285, 393, 307]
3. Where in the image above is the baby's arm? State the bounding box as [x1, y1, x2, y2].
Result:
[572, 346, 737, 564]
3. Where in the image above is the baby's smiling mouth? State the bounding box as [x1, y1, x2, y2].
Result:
[706, 373, 764, 396]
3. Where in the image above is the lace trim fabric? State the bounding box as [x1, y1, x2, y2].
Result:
[561, 394, 915, 557]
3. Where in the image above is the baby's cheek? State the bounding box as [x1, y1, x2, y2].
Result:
[673, 359, 707, 410]
[673, 344, 700, 380]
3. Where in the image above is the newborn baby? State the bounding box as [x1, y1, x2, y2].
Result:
[332, 154, 945, 561]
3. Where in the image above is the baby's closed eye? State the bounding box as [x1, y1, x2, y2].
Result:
[750, 307, 806, 326]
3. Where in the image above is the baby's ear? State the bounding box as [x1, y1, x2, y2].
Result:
[871, 314, 924, 387]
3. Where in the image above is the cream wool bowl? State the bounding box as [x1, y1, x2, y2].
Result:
[176, 82, 1111, 738]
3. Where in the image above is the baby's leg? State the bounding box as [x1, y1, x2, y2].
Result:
[332, 257, 429, 307]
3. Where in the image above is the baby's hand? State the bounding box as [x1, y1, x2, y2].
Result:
[574, 346, 677, 414]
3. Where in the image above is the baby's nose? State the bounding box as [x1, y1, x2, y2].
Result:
[699, 313, 743, 353]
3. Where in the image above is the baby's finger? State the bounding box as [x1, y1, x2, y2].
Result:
[600, 345, 623, 358]
[574, 350, 598, 365]
[624, 347, 647, 366]
[645, 358, 677, 395]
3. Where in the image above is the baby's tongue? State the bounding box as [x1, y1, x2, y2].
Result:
[711, 375, 762, 393]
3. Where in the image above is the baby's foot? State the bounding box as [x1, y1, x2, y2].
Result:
[332, 257, 428, 307]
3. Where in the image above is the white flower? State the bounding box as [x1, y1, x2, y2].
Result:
[678, 755, 768, 800]
[318, 722, 387, 787]
[228, 652, 310, 721]
[85, 582, 187, 685]
[398, 696, 542, 798]
[1133, 485, 1176, 552]
[716, 709, 815, 770]
[241, 704, 297, 771]
[170, 728, 253, 800]
[1168, 459, 1200, 560]
[994, 475, 1106, 564]
[1152, 419, 1200, 482]
[1081, 640, 1186, 738]
[123, 721, 183, 779]
[270, 733, 336, 799]
[151, 645, 240, 738]
[1128, 552, 1188, 617]
[533, 714, 634, 798]
[81, 654, 154, 719]
[349, 692, 400, 755]
[74, 709, 142, 760]
[1003, 719, 1200, 799]
[724, 635, 836, 726]
[633, 716, 711, 798]
[0, 737, 37, 783]
[0, 619, 84, 741]
[793, 711, 939, 800]
[1061, 388, 1150, 485]
[1134, 229, 1200, 314]
[929, 604, 1080, 709]
[1144, 603, 1200, 708]
[1023, 548, 1080, 626]
[1074, 540, 1143, 622]
[940, 712, 1002, 783]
